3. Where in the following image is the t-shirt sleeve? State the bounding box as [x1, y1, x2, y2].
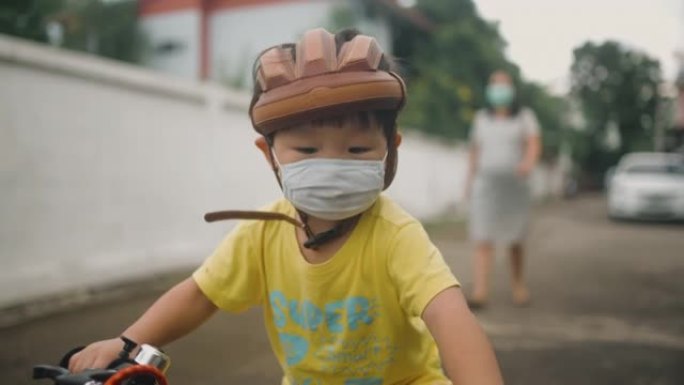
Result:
[192, 222, 264, 312]
[521, 108, 541, 137]
[387, 222, 460, 317]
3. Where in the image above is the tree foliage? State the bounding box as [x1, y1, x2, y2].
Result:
[0, 0, 62, 42]
[570, 41, 663, 182]
[390, 0, 566, 158]
[394, 0, 506, 139]
[0, 0, 144, 63]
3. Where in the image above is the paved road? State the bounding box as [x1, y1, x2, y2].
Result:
[3, 195, 683, 384]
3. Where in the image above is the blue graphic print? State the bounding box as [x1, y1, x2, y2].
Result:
[269, 291, 394, 385]
[270, 291, 375, 333]
[279, 333, 309, 366]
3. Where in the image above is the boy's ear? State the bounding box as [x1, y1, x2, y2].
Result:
[394, 132, 402, 148]
[254, 137, 274, 168]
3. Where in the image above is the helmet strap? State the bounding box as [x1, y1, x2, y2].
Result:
[203, 208, 360, 250]
[298, 211, 360, 250]
[205, 137, 360, 250]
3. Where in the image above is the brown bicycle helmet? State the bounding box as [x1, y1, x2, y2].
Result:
[207, 28, 406, 249]
[249, 27, 406, 189]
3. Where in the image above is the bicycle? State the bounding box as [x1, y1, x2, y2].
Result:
[32, 337, 170, 385]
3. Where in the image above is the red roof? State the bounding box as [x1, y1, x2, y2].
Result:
[139, 0, 433, 31]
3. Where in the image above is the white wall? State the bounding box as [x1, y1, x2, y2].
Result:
[0, 35, 559, 308]
[0, 35, 277, 308]
[387, 134, 468, 218]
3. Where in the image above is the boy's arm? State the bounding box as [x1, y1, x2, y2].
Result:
[422, 287, 503, 385]
[123, 277, 218, 346]
[69, 277, 217, 372]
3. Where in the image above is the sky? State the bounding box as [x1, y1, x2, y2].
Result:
[473, 0, 682, 93]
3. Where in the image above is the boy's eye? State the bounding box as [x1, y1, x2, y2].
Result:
[295, 147, 318, 154]
[348, 147, 371, 154]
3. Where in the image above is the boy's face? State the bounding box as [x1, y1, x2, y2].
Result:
[257, 114, 396, 166]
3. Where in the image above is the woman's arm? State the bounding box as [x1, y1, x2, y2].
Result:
[69, 277, 218, 372]
[464, 143, 479, 200]
[517, 134, 541, 177]
[423, 287, 504, 385]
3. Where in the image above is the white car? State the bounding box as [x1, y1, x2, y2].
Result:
[607, 152, 684, 220]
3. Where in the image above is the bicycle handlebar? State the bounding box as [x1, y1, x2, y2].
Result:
[32, 364, 166, 385]
[32, 341, 170, 385]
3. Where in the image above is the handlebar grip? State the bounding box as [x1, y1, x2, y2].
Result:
[32, 365, 69, 380]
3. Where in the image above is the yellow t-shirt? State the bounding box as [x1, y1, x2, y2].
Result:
[193, 195, 459, 385]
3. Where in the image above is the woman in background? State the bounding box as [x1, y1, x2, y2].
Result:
[464, 70, 542, 308]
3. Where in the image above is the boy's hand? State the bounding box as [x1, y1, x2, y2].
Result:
[68, 338, 125, 373]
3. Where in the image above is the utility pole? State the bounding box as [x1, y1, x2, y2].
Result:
[673, 51, 684, 153]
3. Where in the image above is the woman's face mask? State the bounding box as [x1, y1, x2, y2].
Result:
[486, 83, 515, 107]
[277, 157, 385, 220]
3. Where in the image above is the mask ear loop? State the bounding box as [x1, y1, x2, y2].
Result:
[265, 135, 283, 189]
[265, 136, 317, 241]
[211, 135, 364, 250]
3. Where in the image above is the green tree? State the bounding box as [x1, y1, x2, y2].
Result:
[570, 41, 663, 183]
[61, 0, 145, 63]
[518, 82, 568, 159]
[0, 0, 145, 64]
[391, 0, 567, 157]
[396, 0, 507, 140]
[0, 0, 64, 42]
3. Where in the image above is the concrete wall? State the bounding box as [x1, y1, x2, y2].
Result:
[0, 35, 560, 309]
[0, 35, 276, 308]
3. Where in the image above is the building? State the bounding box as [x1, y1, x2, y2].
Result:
[138, 0, 430, 86]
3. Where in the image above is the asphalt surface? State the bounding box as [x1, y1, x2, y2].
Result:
[2, 194, 683, 385]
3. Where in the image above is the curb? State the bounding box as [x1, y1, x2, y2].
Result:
[0, 269, 189, 329]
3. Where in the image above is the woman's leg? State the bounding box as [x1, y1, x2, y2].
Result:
[509, 243, 530, 305]
[470, 241, 494, 307]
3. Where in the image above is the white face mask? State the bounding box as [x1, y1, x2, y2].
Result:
[277, 157, 385, 221]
